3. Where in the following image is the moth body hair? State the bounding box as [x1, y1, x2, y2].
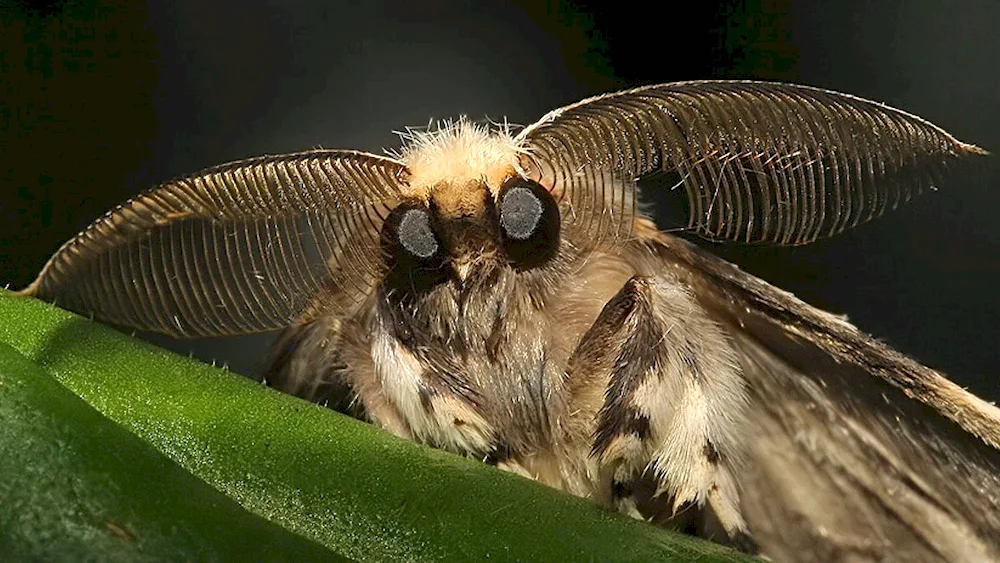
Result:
[21, 81, 1000, 560]
[395, 118, 525, 216]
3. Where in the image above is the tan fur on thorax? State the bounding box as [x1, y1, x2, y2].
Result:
[396, 119, 524, 218]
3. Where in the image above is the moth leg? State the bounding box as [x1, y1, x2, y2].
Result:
[567, 275, 755, 552]
[260, 320, 363, 415]
[261, 318, 417, 441]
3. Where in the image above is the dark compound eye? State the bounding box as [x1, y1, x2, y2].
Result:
[381, 202, 449, 299]
[496, 177, 560, 268]
[500, 184, 544, 240]
[397, 207, 438, 259]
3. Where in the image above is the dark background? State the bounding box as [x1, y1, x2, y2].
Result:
[2, 0, 997, 400]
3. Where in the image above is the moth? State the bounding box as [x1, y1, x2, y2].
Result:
[18, 81, 1000, 561]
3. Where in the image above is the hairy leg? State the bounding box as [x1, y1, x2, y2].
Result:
[566, 274, 757, 552]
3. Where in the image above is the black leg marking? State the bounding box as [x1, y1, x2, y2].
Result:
[704, 440, 721, 465]
[485, 442, 513, 466]
[571, 278, 665, 458]
[567, 273, 751, 554]
[730, 530, 761, 556]
[417, 382, 435, 413]
[612, 480, 634, 500]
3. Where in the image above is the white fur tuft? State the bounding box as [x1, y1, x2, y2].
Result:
[392, 118, 524, 198]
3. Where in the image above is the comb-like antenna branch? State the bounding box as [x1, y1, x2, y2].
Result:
[19, 150, 409, 337]
[519, 80, 986, 245]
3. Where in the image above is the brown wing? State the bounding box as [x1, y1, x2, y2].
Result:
[258, 318, 367, 419]
[518, 80, 986, 246]
[17, 151, 408, 337]
[656, 233, 1000, 562]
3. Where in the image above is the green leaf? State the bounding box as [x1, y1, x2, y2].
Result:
[0, 290, 753, 562]
[0, 341, 340, 561]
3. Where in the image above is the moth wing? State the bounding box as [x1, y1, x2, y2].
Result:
[258, 318, 368, 418]
[18, 151, 407, 337]
[657, 234, 1000, 562]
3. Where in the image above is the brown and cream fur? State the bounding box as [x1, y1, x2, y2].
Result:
[265, 120, 752, 545]
[26, 81, 998, 560]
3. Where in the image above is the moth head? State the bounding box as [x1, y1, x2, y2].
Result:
[377, 120, 566, 295]
[381, 174, 561, 288]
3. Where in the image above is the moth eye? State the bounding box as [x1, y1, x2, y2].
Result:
[397, 208, 439, 259]
[381, 202, 449, 298]
[496, 177, 560, 267]
[500, 184, 543, 240]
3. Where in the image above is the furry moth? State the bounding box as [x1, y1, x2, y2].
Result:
[18, 81, 1000, 561]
